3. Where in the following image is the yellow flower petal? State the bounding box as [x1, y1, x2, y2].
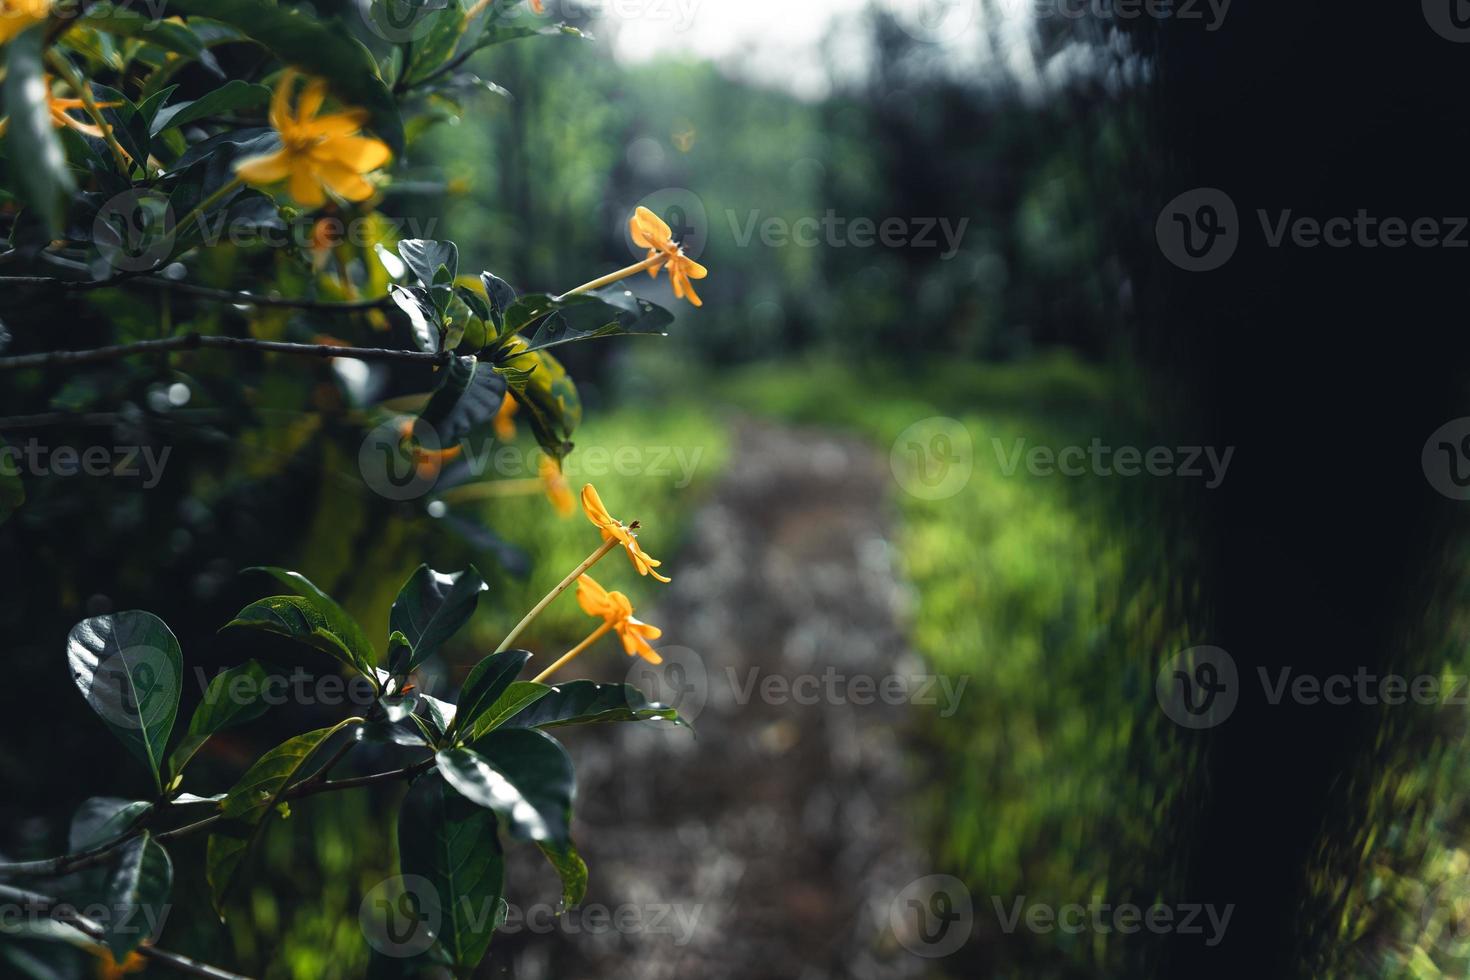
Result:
[629, 205, 672, 250]
[288, 166, 326, 208]
[296, 79, 328, 123]
[235, 148, 293, 184]
[321, 134, 392, 171]
[301, 110, 369, 139]
[318, 161, 376, 202]
[580, 483, 615, 528]
[270, 69, 297, 132]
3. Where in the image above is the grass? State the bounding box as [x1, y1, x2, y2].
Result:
[705, 352, 1212, 975]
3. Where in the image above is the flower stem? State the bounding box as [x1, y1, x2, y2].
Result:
[555, 254, 663, 301]
[175, 176, 245, 242]
[496, 538, 618, 653]
[532, 621, 614, 684]
[44, 50, 132, 175]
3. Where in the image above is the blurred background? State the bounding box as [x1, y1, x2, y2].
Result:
[5, 0, 1470, 977]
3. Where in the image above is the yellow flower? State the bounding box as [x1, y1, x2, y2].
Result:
[581, 482, 669, 582]
[540, 456, 574, 517]
[576, 574, 662, 663]
[493, 392, 518, 441]
[235, 70, 391, 208]
[0, 78, 121, 142]
[0, 0, 49, 47]
[629, 205, 708, 307]
[397, 417, 461, 481]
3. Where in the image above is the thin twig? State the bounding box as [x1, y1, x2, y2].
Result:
[0, 334, 451, 370]
[0, 882, 252, 979]
[494, 537, 618, 654]
[0, 272, 397, 312]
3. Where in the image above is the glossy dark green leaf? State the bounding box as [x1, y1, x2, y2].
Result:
[4, 28, 74, 233]
[68, 612, 183, 793]
[419, 694, 457, 741]
[167, 660, 272, 778]
[230, 567, 376, 675]
[398, 773, 504, 970]
[69, 798, 153, 853]
[206, 720, 355, 916]
[536, 839, 588, 911]
[391, 285, 441, 353]
[466, 681, 551, 741]
[437, 728, 574, 843]
[449, 650, 532, 740]
[416, 355, 507, 446]
[90, 83, 150, 174]
[389, 565, 488, 675]
[398, 239, 458, 289]
[161, 0, 404, 153]
[505, 680, 686, 730]
[494, 344, 579, 459]
[520, 289, 673, 353]
[479, 272, 516, 334]
[150, 79, 271, 135]
[102, 833, 173, 958]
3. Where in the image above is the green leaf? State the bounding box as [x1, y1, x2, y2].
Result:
[398, 773, 504, 970]
[69, 798, 152, 852]
[536, 839, 588, 911]
[449, 649, 532, 740]
[167, 660, 272, 779]
[391, 285, 441, 353]
[505, 680, 687, 730]
[479, 271, 516, 335]
[102, 833, 173, 959]
[520, 289, 673, 354]
[416, 355, 507, 445]
[436, 728, 574, 843]
[234, 567, 376, 674]
[82, 9, 224, 76]
[206, 720, 356, 916]
[67, 612, 184, 793]
[420, 694, 457, 741]
[398, 239, 458, 289]
[223, 597, 368, 679]
[150, 79, 271, 135]
[4, 27, 75, 233]
[469, 22, 590, 54]
[494, 344, 580, 459]
[403, 5, 469, 86]
[389, 565, 488, 675]
[466, 681, 552, 741]
[161, 0, 404, 153]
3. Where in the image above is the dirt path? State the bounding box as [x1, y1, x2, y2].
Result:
[493, 420, 932, 979]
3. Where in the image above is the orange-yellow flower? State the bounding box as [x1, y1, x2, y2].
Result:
[629, 205, 708, 307]
[94, 948, 147, 978]
[235, 70, 391, 208]
[0, 78, 121, 141]
[576, 574, 662, 663]
[493, 392, 518, 441]
[397, 418, 461, 481]
[0, 0, 50, 46]
[540, 456, 574, 517]
[581, 482, 669, 582]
